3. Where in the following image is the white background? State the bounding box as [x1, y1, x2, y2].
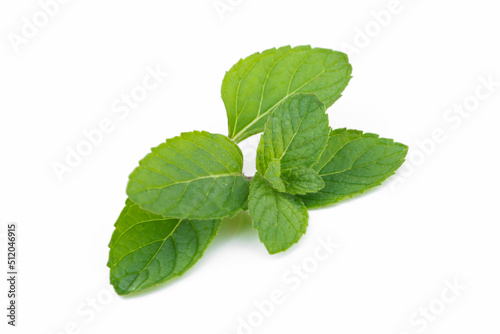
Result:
[1, 0, 499, 333]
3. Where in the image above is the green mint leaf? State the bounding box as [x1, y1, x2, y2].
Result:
[222, 45, 352, 143]
[108, 199, 220, 295]
[127, 131, 249, 219]
[263, 159, 286, 192]
[299, 128, 408, 208]
[249, 173, 308, 254]
[256, 93, 330, 174]
[281, 167, 325, 195]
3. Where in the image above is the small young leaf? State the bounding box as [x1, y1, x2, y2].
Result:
[127, 131, 249, 219]
[223, 45, 352, 143]
[256, 93, 330, 174]
[299, 128, 408, 208]
[281, 167, 325, 195]
[264, 159, 286, 192]
[249, 173, 308, 254]
[108, 199, 220, 295]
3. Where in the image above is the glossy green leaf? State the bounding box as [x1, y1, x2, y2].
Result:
[222, 45, 352, 143]
[108, 199, 220, 295]
[256, 93, 330, 174]
[127, 131, 249, 219]
[281, 167, 325, 195]
[249, 173, 308, 254]
[300, 128, 408, 208]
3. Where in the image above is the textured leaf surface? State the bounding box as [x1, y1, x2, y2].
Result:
[127, 131, 249, 219]
[249, 173, 308, 254]
[222, 45, 352, 142]
[281, 167, 325, 195]
[108, 199, 220, 295]
[300, 128, 408, 208]
[264, 159, 286, 192]
[256, 93, 329, 174]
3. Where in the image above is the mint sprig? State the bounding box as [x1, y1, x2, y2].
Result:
[107, 45, 408, 295]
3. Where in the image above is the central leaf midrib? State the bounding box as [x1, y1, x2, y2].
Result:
[132, 173, 242, 191]
[113, 219, 182, 268]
